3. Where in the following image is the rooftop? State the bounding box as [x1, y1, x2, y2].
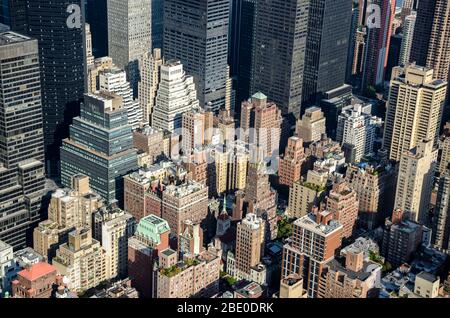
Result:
[18, 262, 56, 282]
[0, 31, 32, 45]
[295, 213, 342, 236]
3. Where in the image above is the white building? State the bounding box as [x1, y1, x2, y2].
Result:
[99, 67, 143, 129]
[399, 14, 416, 66]
[152, 60, 200, 133]
[0, 240, 14, 297]
[336, 104, 380, 163]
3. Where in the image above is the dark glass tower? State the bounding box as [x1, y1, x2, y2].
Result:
[0, 32, 45, 249]
[152, 0, 164, 50]
[86, 0, 108, 58]
[302, 0, 353, 107]
[26, 0, 86, 178]
[251, 0, 309, 119]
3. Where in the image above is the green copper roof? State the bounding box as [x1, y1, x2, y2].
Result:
[135, 214, 170, 245]
[252, 91, 267, 100]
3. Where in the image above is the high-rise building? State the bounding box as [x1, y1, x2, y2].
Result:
[432, 167, 450, 252]
[132, 126, 168, 165]
[107, 0, 152, 95]
[161, 181, 209, 237]
[26, 0, 86, 177]
[60, 91, 138, 205]
[0, 0, 27, 33]
[281, 212, 343, 298]
[240, 92, 282, 160]
[438, 123, 450, 175]
[295, 107, 326, 145]
[0, 31, 45, 249]
[383, 65, 447, 161]
[251, 0, 309, 118]
[361, 0, 395, 89]
[152, 60, 200, 133]
[325, 180, 359, 239]
[278, 137, 306, 187]
[99, 67, 143, 129]
[410, 0, 450, 82]
[228, 213, 266, 284]
[139, 48, 163, 125]
[33, 175, 103, 260]
[163, 0, 230, 112]
[394, 139, 437, 224]
[182, 108, 206, 154]
[302, 0, 352, 105]
[346, 161, 397, 230]
[381, 210, 423, 268]
[87, 56, 115, 93]
[151, 0, 164, 50]
[128, 214, 170, 298]
[336, 104, 379, 163]
[94, 206, 135, 279]
[52, 228, 109, 292]
[85, 23, 94, 67]
[288, 169, 327, 219]
[399, 14, 416, 66]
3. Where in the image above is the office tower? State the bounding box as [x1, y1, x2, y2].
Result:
[128, 214, 170, 298]
[155, 246, 221, 298]
[278, 137, 306, 187]
[302, 0, 352, 105]
[163, 0, 230, 112]
[94, 206, 135, 279]
[362, 0, 395, 89]
[52, 228, 109, 292]
[325, 180, 359, 239]
[399, 15, 416, 66]
[251, 0, 309, 118]
[385, 34, 402, 81]
[336, 104, 378, 163]
[139, 49, 163, 125]
[0, 0, 27, 33]
[346, 4, 360, 83]
[87, 56, 115, 93]
[410, 0, 450, 82]
[85, 23, 94, 67]
[182, 108, 205, 153]
[86, 0, 108, 58]
[226, 142, 249, 192]
[240, 92, 282, 160]
[394, 139, 437, 224]
[432, 168, 450, 251]
[281, 212, 343, 298]
[438, 124, 450, 175]
[319, 84, 353, 139]
[11, 262, 57, 298]
[26, 0, 85, 177]
[99, 67, 143, 129]
[152, 0, 164, 50]
[107, 0, 152, 95]
[60, 92, 138, 205]
[295, 107, 326, 144]
[33, 176, 103, 260]
[346, 162, 397, 230]
[132, 126, 167, 165]
[245, 162, 278, 241]
[231, 213, 265, 283]
[161, 181, 209, 237]
[318, 249, 382, 298]
[0, 32, 45, 249]
[383, 65, 447, 161]
[288, 169, 328, 219]
[381, 210, 423, 268]
[152, 60, 200, 133]
[228, 0, 257, 107]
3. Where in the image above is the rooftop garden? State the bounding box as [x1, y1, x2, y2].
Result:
[300, 180, 325, 192]
[277, 216, 294, 240]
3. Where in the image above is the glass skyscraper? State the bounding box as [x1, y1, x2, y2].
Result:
[60, 92, 138, 206]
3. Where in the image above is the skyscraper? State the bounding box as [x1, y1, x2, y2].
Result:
[383, 65, 447, 161]
[278, 137, 306, 187]
[151, 0, 164, 50]
[251, 0, 309, 118]
[302, 0, 352, 105]
[86, 0, 108, 58]
[163, 0, 230, 112]
[60, 91, 138, 205]
[399, 14, 416, 66]
[0, 32, 45, 249]
[107, 0, 152, 95]
[432, 167, 450, 251]
[295, 107, 326, 145]
[139, 48, 163, 125]
[27, 0, 86, 178]
[394, 139, 437, 225]
[152, 60, 200, 133]
[410, 0, 450, 82]
[361, 0, 395, 89]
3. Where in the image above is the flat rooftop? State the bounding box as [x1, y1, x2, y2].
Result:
[0, 31, 32, 45]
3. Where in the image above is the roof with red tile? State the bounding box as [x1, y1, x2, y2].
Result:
[18, 262, 56, 282]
